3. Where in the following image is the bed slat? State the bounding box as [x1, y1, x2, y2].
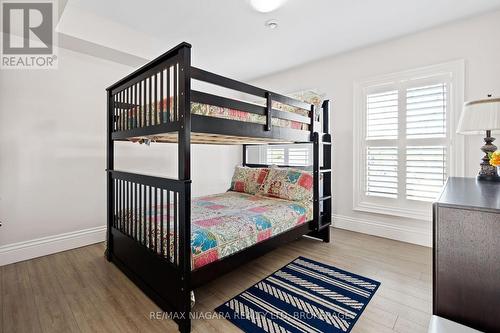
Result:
[135, 183, 138, 240]
[160, 70, 164, 124]
[160, 189, 164, 257]
[154, 74, 158, 126]
[174, 192, 178, 265]
[167, 66, 171, 122]
[149, 76, 152, 126]
[142, 184, 146, 246]
[167, 191, 171, 263]
[174, 64, 178, 122]
[154, 187, 158, 254]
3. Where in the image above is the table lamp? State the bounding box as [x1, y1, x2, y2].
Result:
[457, 95, 500, 181]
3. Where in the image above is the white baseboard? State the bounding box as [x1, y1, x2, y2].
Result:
[0, 215, 431, 266]
[0, 226, 106, 266]
[332, 214, 431, 247]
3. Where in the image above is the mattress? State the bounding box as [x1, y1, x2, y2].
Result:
[118, 191, 312, 270]
[117, 100, 310, 132]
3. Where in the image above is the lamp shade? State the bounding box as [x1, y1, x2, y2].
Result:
[457, 97, 500, 134]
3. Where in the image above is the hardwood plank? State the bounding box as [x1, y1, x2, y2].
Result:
[2, 262, 42, 333]
[27, 256, 81, 333]
[370, 294, 431, 327]
[377, 284, 432, 313]
[49, 250, 125, 333]
[83, 244, 178, 332]
[351, 315, 396, 333]
[394, 316, 429, 333]
[64, 246, 154, 333]
[360, 306, 398, 329]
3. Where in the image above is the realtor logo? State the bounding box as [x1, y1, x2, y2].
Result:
[1, 0, 58, 69]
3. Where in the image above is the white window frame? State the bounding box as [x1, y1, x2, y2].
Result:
[353, 60, 465, 221]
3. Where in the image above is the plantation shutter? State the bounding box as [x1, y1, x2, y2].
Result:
[406, 83, 447, 139]
[267, 147, 285, 164]
[366, 147, 398, 198]
[406, 146, 447, 201]
[367, 90, 398, 140]
[364, 80, 450, 203]
[405, 83, 448, 201]
[288, 147, 310, 166]
[365, 89, 399, 198]
[266, 145, 311, 166]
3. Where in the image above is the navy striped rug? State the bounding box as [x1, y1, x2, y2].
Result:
[215, 257, 380, 333]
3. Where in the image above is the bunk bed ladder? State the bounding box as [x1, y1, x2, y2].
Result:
[310, 100, 332, 242]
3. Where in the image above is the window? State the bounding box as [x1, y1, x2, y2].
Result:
[354, 61, 464, 221]
[266, 145, 311, 166]
[244, 144, 312, 166]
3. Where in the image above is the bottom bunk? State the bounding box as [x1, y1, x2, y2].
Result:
[116, 191, 313, 270]
[107, 166, 330, 332]
[108, 215, 320, 331]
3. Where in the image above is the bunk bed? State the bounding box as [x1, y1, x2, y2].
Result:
[105, 42, 332, 333]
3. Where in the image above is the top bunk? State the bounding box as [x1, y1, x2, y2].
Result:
[106, 42, 330, 145]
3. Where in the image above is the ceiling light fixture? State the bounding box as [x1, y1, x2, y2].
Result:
[265, 19, 279, 29]
[249, 0, 288, 13]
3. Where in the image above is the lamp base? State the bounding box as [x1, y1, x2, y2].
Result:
[477, 130, 498, 182]
[477, 174, 500, 182]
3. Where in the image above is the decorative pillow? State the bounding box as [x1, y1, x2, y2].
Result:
[272, 90, 325, 120]
[291, 90, 324, 109]
[259, 168, 313, 201]
[230, 166, 270, 195]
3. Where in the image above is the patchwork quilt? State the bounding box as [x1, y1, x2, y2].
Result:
[121, 191, 312, 270]
[191, 102, 309, 130]
[117, 100, 310, 131]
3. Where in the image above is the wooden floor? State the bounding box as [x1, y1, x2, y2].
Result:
[0, 228, 432, 333]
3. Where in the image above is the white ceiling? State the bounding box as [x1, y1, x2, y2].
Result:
[59, 0, 500, 80]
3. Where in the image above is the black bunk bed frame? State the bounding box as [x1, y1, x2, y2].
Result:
[105, 42, 332, 333]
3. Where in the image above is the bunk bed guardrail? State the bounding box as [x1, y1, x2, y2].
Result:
[107, 42, 317, 143]
[108, 170, 192, 312]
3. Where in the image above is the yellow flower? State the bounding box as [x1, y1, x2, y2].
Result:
[490, 151, 500, 167]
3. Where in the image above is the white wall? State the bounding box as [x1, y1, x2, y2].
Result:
[0, 47, 240, 265]
[0, 48, 129, 247]
[251, 10, 500, 246]
[115, 143, 240, 197]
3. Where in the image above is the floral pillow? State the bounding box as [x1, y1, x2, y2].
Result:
[259, 168, 313, 201]
[230, 166, 270, 195]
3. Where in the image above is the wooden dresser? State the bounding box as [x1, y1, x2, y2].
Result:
[433, 177, 500, 332]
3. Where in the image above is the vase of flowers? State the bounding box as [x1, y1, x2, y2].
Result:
[489, 151, 500, 177]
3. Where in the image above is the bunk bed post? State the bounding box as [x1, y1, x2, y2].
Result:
[106, 89, 114, 261]
[177, 44, 192, 333]
[242, 144, 247, 166]
[178, 45, 192, 180]
[310, 104, 316, 137]
[323, 99, 330, 134]
[265, 92, 272, 131]
[312, 132, 320, 232]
